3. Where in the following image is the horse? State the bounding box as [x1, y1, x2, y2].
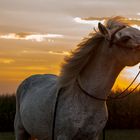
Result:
[14, 17, 140, 140]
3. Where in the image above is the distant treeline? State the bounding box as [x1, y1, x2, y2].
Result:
[106, 89, 140, 129]
[0, 90, 140, 132]
[0, 94, 15, 132]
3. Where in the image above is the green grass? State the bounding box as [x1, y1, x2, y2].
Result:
[0, 132, 15, 140]
[1, 130, 140, 140]
[99, 129, 140, 140]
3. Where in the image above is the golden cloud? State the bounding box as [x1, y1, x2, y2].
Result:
[0, 32, 64, 42]
[74, 16, 140, 28]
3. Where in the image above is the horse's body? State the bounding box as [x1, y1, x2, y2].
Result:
[15, 17, 140, 140]
[15, 73, 107, 140]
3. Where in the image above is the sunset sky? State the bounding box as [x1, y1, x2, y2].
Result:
[0, 0, 140, 94]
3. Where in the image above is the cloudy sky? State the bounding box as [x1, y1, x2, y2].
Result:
[0, 0, 140, 93]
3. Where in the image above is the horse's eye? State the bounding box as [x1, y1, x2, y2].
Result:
[121, 36, 131, 42]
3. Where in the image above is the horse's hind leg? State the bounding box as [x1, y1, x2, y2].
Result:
[14, 113, 31, 140]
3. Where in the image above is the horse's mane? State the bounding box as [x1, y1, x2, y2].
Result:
[58, 17, 128, 87]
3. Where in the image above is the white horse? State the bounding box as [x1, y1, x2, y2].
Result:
[14, 17, 140, 140]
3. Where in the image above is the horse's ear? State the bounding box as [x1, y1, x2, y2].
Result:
[98, 23, 111, 40]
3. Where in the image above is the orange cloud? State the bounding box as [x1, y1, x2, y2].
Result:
[21, 50, 70, 56]
[0, 58, 15, 64]
[48, 51, 69, 55]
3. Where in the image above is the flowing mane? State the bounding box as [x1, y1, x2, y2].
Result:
[58, 17, 128, 87]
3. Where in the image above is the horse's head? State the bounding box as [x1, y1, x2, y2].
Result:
[98, 21, 140, 67]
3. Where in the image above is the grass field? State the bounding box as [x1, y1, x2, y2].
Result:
[1, 130, 140, 140]
[99, 129, 140, 140]
[0, 132, 14, 140]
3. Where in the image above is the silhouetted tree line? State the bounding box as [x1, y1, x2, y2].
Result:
[106, 89, 140, 129]
[0, 94, 16, 132]
[0, 90, 140, 132]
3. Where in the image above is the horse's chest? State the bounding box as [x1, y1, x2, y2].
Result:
[73, 110, 107, 133]
[55, 96, 108, 139]
[56, 110, 107, 140]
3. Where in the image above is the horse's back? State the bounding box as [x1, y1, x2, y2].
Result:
[16, 74, 58, 139]
[17, 73, 58, 101]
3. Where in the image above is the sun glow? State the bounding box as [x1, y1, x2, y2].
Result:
[113, 64, 140, 90]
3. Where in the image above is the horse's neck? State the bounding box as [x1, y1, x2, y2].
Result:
[80, 48, 123, 99]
